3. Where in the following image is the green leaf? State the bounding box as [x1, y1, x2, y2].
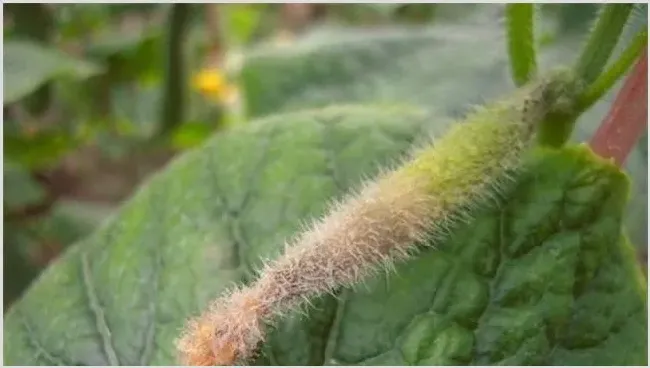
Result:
[2, 105, 430, 365]
[258, 144, 647, 366]
[3, 105, 646, 365]
[53, 4, 113, 41]
[3, 130, 81, 170]
[87, 28, 159, 59]
[3, 41, 102, 105]
[241, 23, 507, 119]
[86, 26, 164, 85]
[238, 9, 585, 122]
[3, 161, 46, 209]
[110, 83, 162, 139]
[170, 122, 215, 150]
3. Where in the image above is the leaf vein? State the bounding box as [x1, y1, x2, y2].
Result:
[20, 315, 71, 366]
[80, 252, 120, 365]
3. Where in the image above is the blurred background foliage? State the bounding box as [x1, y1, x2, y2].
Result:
[3, 3, 647, 309]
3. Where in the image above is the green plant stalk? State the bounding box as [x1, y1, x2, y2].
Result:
[536, 111, 578, 148]
[534, 69, 583, 148]
[574, 4, 634, 85]
[159, 4, 191, 138]
[577, 28, 648, 113]
[5, 4, 54, 114]
[538, 6, 643, 148]
[506, 4, 538, 86]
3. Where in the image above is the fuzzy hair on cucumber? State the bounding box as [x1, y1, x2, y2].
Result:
[175, 69, 580, 366]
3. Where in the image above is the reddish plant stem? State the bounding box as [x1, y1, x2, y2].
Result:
[589, 48, 648, 167]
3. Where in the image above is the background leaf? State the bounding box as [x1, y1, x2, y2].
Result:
[3, 162, 47, 209]
[220, 4, 266, 47]
[3, 129, 82, 170]
[238, 8, 648, 249]
[3, 41, 103, 105]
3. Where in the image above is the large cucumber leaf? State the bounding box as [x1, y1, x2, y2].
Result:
[3, 105, 431, 365]
[3, 105, 646, 365]
[258, 144, 648, 366]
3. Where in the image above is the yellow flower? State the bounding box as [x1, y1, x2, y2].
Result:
[192, 69, 238, 105]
